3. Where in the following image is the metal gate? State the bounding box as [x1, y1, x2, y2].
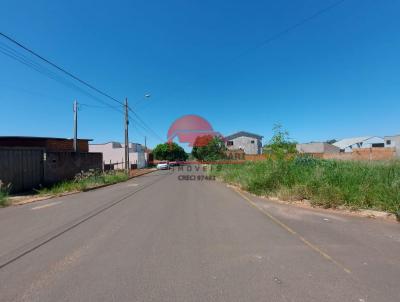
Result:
[0, 148, 44, 193]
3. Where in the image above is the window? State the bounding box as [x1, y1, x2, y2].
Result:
[372, 143, 384, 148]
[386, 140, 391, 145]
[251, 140, 255, 144]
[227, 141, 234, 146]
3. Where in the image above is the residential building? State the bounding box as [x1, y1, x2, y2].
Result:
[0, 136, 91, 152]
[224, 131, 263, 155]
[384, 135, 400, 157]
[296, 142, 340, 154]
[89, 142, 147, 169]
[0, 136, 102, 193]
[333, 136, 385, 153]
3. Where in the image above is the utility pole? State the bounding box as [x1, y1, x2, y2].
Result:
[124, 98, 129, 173]
[73, 100, 78, 152]
[144, 136, 147, 166]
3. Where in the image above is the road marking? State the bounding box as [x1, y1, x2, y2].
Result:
[31, 201, 62, 210]
[233, 187, 352, 275]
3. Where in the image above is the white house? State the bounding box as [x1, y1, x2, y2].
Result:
[89, 142, 147, 169]
[384, 135, 400, 157]
[224, 131, 263, 155]
[333, 136, 385, 153]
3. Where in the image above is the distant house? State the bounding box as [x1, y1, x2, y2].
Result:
[224, 131, 263, 155]
[89, 142, 146, 169]
[333, 136, 385, 153]
[296, 142, 340, 154]
[384, 135, 400, 157]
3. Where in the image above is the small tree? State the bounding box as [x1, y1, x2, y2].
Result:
[153, 142, 188, 161]
[192, 135, 227, 161]
[263, 124, 297, 159]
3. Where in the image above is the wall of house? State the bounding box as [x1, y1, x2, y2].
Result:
[226, 136, 261, 154]
[44, 152, 103, 185]
[46, 139, 89, 152]
[0, 138, 89, 152]
[89, 142, 146, 169]
[0, 148, 44, 193]
[297, 143, 339, 154]
[322, 147, 395, 161]
[341, 137, 385, 152]
[384, 135, 400, 157]
[0, 148, 102, 193]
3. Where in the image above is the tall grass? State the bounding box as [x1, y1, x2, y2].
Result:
[38, 171, 129, 195]
[211, 157, 400, 217]
[0, 180, 10, 207]
[0, 191, 9, 207]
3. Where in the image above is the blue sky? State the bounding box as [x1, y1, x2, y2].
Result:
[0, 0, 399, 149]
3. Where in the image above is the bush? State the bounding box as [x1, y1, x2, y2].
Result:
[210, 158, 400, 214]
[0, 180, 10, 207]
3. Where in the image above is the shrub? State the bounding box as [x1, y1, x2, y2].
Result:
[0, 180, 11, 207]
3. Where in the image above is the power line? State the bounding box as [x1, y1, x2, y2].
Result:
[0, 41, 124, 115]
[231, 0, 347, 61]
[0, 34, 163, 141]
[0, 31, 124, 106]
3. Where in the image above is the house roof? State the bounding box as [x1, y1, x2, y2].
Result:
[225, 131, 263, 141]
[333, 136, 374, 149]
[0, 136, 92, 141]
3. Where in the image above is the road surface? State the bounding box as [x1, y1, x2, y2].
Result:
[0, 167, 399, 302]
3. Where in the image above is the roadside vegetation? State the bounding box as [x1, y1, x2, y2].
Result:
[210, 125, 400, 219]
[0, 180, 10, 207]
[192, 135, 227, 161]
[211, 158, 400, 216]
[37, 170, 129, 195]
[153, 142, 188, 161]
[0, 189, 9, 207]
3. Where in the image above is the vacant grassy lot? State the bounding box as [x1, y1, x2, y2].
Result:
[211, 157, 400, 217]
[38, 171, 129, 195]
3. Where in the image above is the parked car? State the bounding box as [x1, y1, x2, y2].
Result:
[169, 161, 178, 167]
[156, 161, 170, 170]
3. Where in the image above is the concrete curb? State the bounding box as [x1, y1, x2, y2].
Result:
[220, 180, 399, 223]
[11, 169, 157, 206]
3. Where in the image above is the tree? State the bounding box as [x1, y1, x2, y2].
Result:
[153, 142, 188, 161]
[192, 135, 227, 161]
[263, 124, 297, 159]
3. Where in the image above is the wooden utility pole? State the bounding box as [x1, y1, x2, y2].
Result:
[124, 98, 130, 173]
[73, 100, 78, 152]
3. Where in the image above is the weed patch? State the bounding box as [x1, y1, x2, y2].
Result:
[211, 158, 400, 214]
[37, 171, 129, 195]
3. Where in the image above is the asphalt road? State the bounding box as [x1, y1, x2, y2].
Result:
[0, 167, 399, 302]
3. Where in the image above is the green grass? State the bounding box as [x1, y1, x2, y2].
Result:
[37, 171, 129, 195]
[0, 181, 10, 207]
[0, 191, 9, 207]
[210, 157, 400, 218]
